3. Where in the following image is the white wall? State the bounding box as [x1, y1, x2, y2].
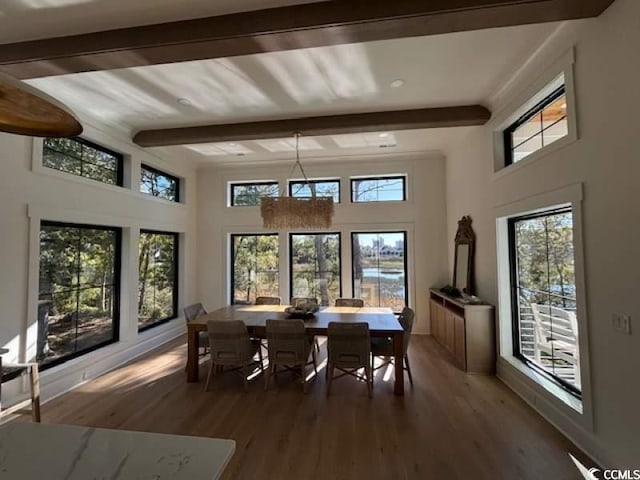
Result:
[445, 0, 639, 467]
[0, 120, 198, 405]
[196, 154, 449, 334]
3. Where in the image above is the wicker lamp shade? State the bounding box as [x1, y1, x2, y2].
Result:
[261, 196, 334, 229]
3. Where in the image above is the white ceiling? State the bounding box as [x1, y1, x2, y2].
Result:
[24, 22, 559, 165]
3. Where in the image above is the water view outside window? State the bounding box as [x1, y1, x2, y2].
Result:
[138, 231, 178, 331]
[38, 222, 120, 368]
[290, 233, 341, 306]
[140, 165, 179, 202]
[510, 208, 581, 394]
[231, 234, 279, 304]
[43, 137, 122, 186]
[351, 176, 406, 202]
[352, 232, 407, 312]
[289, 179, 340, 203]
[230, 182, 278, 206]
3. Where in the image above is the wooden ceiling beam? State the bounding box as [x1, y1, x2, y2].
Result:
[0, 0, 615, 79]
[132, 105, 491, 147]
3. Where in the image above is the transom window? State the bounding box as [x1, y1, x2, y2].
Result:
[230, 182, 279, 206]
[352, 232, 407, 312]
[38, 221, 121, 369]
[43, 137, 123, 186]
[508, 207, 581, 397]
[289, 179, 340, 203]
[138, 231, 179, 331]
[231, 234, 279, 304]
[351, 175, 406, 202]
[290, 233, 341, 306]
[140, 164, 180, 202]
[504, 85, 568, 165]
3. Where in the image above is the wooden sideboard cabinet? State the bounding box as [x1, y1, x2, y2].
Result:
[429, 289, 495, 374]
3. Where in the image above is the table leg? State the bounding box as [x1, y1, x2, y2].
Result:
[393, 331, 404, 396]
[187, 326, 199, 383]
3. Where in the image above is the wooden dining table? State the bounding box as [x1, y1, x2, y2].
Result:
[186, 305, 406, 395]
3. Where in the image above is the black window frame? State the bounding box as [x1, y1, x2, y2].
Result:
[38, 220, 121, 371]
[230, 233, 280, 305]
[507, 206, 581, 399]
[42, 137, 124, 186]
[138, 230, 180, 332]
[503, 85, 567, 166]
[350, 175, 407, 203]
[351, 231, 409, 313]
[288, 179, 341, 203]
[289, 232, 342, 306]
[230, 181, 279, 207]
[140, 164, 181, 202]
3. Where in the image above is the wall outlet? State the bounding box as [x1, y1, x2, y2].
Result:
[612, 314, 632, 335]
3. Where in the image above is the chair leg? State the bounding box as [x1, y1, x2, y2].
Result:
[366, 365, 372, 398]
[311, 347, 318, 376]
[326, 364, 334, 397]
[29, 364, 41, 422]
[257, 346, 265, 373]
[264, 364, 273, 391]
[302, 363, 308, 394]
[204, 362, 215, 391]
[404, 355, 414, 386]
[242, 364, 249, 392]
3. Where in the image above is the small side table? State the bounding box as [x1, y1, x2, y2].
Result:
[0, 349, 41, 422]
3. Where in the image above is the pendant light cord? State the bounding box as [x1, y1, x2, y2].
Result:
[289, 132, 313, 197]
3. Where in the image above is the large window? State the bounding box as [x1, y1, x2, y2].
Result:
[231, 234, 279, 304]
[290, 233, 341, 306]
[509, 207, 581, 396]
[504, 85, 568, 165]
[230, 182, 278, 206]
[38, 222, 120, 369]
[289, 179, 340, 203]
[351, 175, 406, 202]
[138, 231, 178, 331]
[352, 232, 407, 312]
[43, 137, 123, 186]
[140, 164, 180, 202]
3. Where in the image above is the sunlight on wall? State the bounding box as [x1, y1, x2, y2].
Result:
[1, 334, 21, 364]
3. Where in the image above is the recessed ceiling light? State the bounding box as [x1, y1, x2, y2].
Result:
[390, 79, 405, 88]
[561, 103, 567, 109]
[177, 98, 192, 107]
[379, 133, 389, 138]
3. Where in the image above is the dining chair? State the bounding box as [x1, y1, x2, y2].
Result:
[290, 297, 320, 352]
[0, 360, 40, 422]
[326, 322, 372, 398]
[255, 296, 281, 305]
[371, 306, 415, 386]
[184, 303, 210, 355]
[335, 298, 364, 308]
[264, 319, 317, 393]
[205, 320, 264, 392]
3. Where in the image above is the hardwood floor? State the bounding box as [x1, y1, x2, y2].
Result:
[39, 336, 590, 479]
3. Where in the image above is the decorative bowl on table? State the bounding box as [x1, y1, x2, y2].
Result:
[285, 300, 319, 318]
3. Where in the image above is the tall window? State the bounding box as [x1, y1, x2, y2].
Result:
[140, 165, 180, 202]
[138, 231, 178, 331]
[230, 182, 278, 206]
[290, 233, 341, 306]
[351, 175, 406, 202]
[509, 207, 581, 396]
[43, 138, 123, 186]
[352, 232, 407, 312]
[289, 179, 340, 203]
[38, 222, 120, 369]
[231, 234, 279, 304]
[504, 85, 568, 165]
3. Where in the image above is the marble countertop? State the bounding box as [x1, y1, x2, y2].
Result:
[0, 422, 235, 479]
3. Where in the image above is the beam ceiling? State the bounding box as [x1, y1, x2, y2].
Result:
[0, 0, 615, 80]
[132, 106, 491, 147]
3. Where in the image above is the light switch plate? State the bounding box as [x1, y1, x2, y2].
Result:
[612, 314, 632, 335]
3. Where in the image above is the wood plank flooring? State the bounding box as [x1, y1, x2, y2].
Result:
[38, 336, 590, 480]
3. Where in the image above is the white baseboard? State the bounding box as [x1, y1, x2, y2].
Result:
[496, 358, 608, 468]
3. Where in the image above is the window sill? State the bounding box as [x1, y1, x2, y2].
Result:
[500, 354, 583, 414]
